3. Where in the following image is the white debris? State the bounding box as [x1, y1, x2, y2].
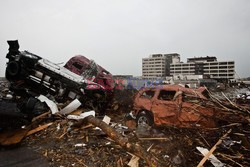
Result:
[102, 115, 111, 125]
[246, 91, 250, 96]
[6, 94, 13, 99]
[118, 124, 128, 129]
[110, 122, 117, 127]
[59, 99, 81, 115]
[196, 147, 224, 167]
[163, 155, 169, 158]
[74, 143, 87, 147]
[56, 123, 61, 131]
[94, 115, 111, 130]
[67, 110, 95, 120]
[37, 95, 59, 114]
[128, 155, 140, 167]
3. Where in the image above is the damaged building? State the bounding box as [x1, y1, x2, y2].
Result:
[142, 53, 180, 79]
[142, 54, 235, 83]
[170, 56, 235, 80]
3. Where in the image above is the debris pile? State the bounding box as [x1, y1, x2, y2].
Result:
[0, 41, 249, 166]
[6, 110, 248, 167]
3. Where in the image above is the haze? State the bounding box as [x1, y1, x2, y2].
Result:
[0, 0, 249, 77]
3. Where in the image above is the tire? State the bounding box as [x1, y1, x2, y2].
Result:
[136, 111, 154, 127]
[6, 61, 20, 79]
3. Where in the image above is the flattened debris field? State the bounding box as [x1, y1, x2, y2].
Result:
[0, 41, 249, 167]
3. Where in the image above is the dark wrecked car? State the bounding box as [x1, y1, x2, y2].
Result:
[64, 55, 114, 96]
[132, 85, 240, 128]
[5, 40, 112, 105]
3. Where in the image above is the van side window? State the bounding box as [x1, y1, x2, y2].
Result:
[158, 90, 176, 101]
[140, 90, 155, 99]
[72, 62, 83, 70]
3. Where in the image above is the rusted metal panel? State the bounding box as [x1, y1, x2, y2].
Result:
[133, 85, 218, 128]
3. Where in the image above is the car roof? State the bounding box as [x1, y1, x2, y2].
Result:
[66, 55, 112, 75]
[140, 84, 207, 99]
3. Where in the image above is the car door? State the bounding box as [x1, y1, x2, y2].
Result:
[151, 90, 179, 125]
[180, 94, 216, 128]
[135, 89, 156, 111]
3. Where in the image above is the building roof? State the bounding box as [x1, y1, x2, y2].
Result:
[187, 56, 217, 63]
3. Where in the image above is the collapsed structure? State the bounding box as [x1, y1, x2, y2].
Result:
[0, 41, 249, 167]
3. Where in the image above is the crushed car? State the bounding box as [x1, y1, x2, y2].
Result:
[64, 55, 114, 97]
[132, 85, 246, 128]
[5, 40, 113, 107]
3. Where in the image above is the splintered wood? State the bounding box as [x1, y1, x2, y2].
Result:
[197, 129, 232, 167]
[83, 115, 159, 167]
[26, 123, 53, 136]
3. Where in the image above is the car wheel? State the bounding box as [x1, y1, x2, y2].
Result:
[6, 61, 20, 79]
[136, 111, 154, 127]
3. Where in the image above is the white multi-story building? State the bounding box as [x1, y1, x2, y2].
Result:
[142, 53, 180, 79]
[170, 56, 235, 80]
[142, 54, 235, 80]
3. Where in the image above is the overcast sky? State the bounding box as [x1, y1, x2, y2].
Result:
[0, 0, 249, 77]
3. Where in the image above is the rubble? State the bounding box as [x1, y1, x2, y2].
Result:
[59, 99, 81, 115]
[0, 41, 250, 166]
[197, 129, 232, 167]
[132, 85, 248, 128]
[1, 84, 249, 166]
[196, 147, 224, 167]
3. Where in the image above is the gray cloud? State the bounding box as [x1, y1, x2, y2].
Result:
[0, 0, 249, 77]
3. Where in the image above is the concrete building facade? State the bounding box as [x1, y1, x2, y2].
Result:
[142, 54, 235, 80]
[142, 53, 180, 79]
[170, 56, 235, 80]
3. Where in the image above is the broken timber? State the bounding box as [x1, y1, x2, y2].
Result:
[83, 115, 159, 167]
[197, 129, 232, 167]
